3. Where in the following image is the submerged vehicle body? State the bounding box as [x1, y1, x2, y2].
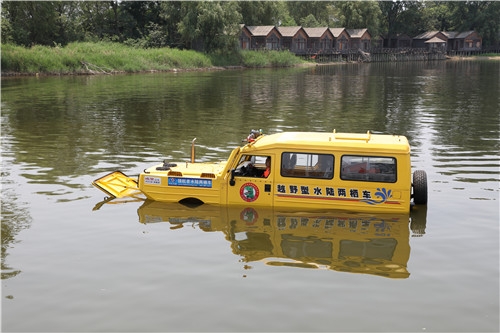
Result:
[93, 130, 428, 213]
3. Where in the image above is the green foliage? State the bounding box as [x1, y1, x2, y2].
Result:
[1, 42, 213, 74]
[1, 1, 499, 52]
[392, 2, 424, 36]
[300, 14, 321, 28]
[1, 43, 80, 73]
[287, 2, 332, 27]
[240, 50, 303, 68]
[333, 1, 382, 36]
[447, 1, 500, 47]
[1, 42, 304, 74]
[176, 1, 243, 53]
[207, 51, 242, 67]
[1, 1, 60, 46]
[196, 1, 242, 53]
[421, 2, 453, 32]
[240, 50, 268, 68]
[239, 1, 289, 26]
[0, 7, 14, 44]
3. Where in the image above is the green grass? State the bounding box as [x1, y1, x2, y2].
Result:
[1, 42, 306, 75]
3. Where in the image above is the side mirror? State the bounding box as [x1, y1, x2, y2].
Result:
[229, 169, 236, 186]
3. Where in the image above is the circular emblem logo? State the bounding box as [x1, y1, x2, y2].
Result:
[240, 207, 259, 225]
[240, 183, 259, 202]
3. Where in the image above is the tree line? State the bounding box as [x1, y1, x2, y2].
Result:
[2, 1, 499, 53]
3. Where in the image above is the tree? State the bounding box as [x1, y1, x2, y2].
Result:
[53, 2, 86, 44]
[177, 2, 199, 49]
[79, 1, 118, 41]
[447, 1, 500, 47]
[119, 1, 165, 40]
[178, 1, 242, 53]
[334, 1, 382, 36]
[379, 1, 432, 38]
[239, 1, 285, 26]
[421, 2, 453, 32]
[2, 1, 60, 46]
[378, 1, 404, 37]
[1, 5, 14, 44]
[300, 14, 321, 28]
[2, 0, 498, 51]
[476, 2, 500, 47]
[395, 2, 426, 36]
[158, 1, 184, 47]
[287, 1, 332, 27]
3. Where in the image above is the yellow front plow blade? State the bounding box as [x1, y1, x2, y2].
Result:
[92, 171, 141, 198]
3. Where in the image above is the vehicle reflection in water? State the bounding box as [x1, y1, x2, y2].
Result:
[134, 200, 427, 279]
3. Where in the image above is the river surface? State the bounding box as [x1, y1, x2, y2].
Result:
[1, 60, 499, 332]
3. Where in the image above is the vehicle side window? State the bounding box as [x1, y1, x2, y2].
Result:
[281, 152, 334, 179]
[234, 155, 269, 177]
[341, 155, 396, 183]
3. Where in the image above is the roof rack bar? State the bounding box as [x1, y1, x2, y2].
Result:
[332, 130, 372, 142]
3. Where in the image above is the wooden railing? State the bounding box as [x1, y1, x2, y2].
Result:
[245, 45, 499, 62]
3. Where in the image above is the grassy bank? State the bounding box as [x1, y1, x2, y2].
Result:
[1, 42, 305, 75]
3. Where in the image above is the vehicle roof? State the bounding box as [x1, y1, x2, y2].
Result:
[244, 131, 410, 154]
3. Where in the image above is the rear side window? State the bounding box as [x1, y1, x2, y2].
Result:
[341, 155, 396, 182]
[281, 152, 334, 179]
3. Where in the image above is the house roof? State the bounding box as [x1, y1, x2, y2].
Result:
[425, 36, 446, 44]
[415, 30, 479, 40]
[454, 31, 477, 39]
[441, 31, 458, 39]
[303, 27, 330, 38]
[329, 28, 347, 38]
[276, 26, 302, 37]
[414, 31, 441, 40]
[346, 28, 368, 38]
[246, 26, 277, 37]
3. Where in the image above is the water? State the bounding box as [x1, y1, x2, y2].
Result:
[2, 60, 499, 332]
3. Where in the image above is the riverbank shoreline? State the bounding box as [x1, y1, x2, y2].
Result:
[447, 55, 500, 61]
[0, 42, 306, 78]
[1, 50, 498, 78]
[1, 63, 318, 78]
[0, 66, 238, 78]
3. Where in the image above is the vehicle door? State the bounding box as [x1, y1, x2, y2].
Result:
[227, 154, 274, 206]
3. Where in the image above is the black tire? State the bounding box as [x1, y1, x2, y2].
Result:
[412, 170, 428, 205]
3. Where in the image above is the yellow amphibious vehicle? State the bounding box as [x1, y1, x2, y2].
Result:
[93, 130, 428, 213]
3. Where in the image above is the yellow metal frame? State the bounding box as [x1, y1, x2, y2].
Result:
[92, 171, 140, 198]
